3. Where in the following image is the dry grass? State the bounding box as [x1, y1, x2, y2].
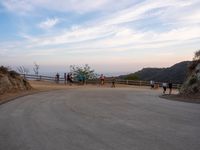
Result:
[1, 80, 180, 104]
[0, 80, 152, 103]
[0, 80, 75, 104]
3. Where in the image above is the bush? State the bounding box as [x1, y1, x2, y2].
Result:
[125, 74, 139, 80]
[0, 66, 9, 74]
[9, 70, 19, 78]
[189, 60, 200, 73]
[192, 85, 199, 93]
[189, 76, 197, 85]
[0, 66, 20, 78]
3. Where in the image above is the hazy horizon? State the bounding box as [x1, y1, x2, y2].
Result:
[2, 59, 191, 77]
[0, 0, 199, 73]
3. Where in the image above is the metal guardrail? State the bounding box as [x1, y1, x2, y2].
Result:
[20, 74, 181, 89]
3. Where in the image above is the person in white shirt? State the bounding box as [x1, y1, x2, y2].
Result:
[162, 82, 167, 94]
[150, 80, 154, 89]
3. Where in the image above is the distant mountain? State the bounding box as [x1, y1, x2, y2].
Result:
[119, 61, 191, 84]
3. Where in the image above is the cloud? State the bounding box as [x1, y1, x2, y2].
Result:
[1, 0, 114, 14]
[1, 0, 33, 15]
[1, 0, 200, 67]
[38, 18, 60, 29]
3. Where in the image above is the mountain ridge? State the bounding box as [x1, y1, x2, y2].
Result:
[119, 61, 191, 84]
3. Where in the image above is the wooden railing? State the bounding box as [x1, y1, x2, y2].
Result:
[20, 74, 181, 89]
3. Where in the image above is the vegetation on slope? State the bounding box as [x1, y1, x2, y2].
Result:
[0, 66, 32, 95]
[119, 61, 191, 84]
[180, 50, 200, 95]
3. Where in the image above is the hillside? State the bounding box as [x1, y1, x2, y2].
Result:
[119, 61, 191, 84]
[0, 66, 32, 95]
[180, 50, 200, 96]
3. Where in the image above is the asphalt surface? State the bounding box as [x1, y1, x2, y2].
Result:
[0, 87, 200, 150]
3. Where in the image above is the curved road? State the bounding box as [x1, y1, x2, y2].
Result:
[0, 88, 200, 150]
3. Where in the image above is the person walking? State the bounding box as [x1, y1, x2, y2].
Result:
[168, 81, 173, 94]
[162, 82, 167, 94]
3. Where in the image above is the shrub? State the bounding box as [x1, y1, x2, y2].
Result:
[0, 66, 9, 74]
[9, 70, 20, 78]
[192, 85, 199, 93]
[189, 76, 197, 85]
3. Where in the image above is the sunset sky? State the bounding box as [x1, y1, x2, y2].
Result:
[0, 0, 200, 75]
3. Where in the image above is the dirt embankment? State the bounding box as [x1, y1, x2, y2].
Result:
[0, 66, 32, 103]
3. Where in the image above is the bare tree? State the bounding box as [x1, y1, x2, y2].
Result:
[17, 66, 29, 74]
[33, 62, 39, 76]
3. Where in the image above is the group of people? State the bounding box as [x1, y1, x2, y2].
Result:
[55, 73, 116, 87]
[55, 72, 73, 85]
[56, 73, 174, 92]
[162, 82, 173, 95]
[100, 74, 116, 88]
[150, 80, 173, 94]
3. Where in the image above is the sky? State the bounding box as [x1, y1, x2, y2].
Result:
[0, 0, 200, 75]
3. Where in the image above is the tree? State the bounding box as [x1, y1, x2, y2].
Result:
[70, 64, 97, 80]
[33, 62, 39, 76]
[17, 66, 29, 74]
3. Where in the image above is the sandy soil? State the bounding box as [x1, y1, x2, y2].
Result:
[1, 80, 148, 104]
[1, 80, 194, 105]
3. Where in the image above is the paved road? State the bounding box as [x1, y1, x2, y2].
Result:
[0, 88, 200, 150]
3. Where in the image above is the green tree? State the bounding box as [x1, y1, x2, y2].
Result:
[70, 64, 97, 80]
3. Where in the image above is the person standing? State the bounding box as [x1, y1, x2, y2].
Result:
[150, 80, 154, 89]
[64, 73, 67, 85]
[67, 73, 72, 85]
[162, 82, 167, 94]
[168, 81, 173, 94]
[69, 73, 73, 85]
[100, 74, 105, 85]
[111, 77, 116, 88]
[56, 73, 60, 84]
[82, 74, 86, 85]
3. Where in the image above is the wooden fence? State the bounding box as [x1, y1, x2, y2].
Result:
[20, 74, 181, 89]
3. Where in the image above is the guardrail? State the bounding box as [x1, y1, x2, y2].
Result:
[20, 74, 181, 89]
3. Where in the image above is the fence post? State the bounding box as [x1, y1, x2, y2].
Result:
[40, 75, 42, 81]
[126, 80, 129, 85]
[140, 81, 141, 86]
[23, 74, 26, 79]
